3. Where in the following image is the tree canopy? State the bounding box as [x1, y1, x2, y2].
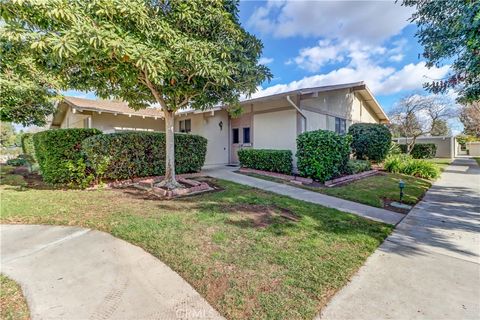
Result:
[402, 0, 480, 103]
[459, 102, 480, 137]
[1, 0, 271, 188]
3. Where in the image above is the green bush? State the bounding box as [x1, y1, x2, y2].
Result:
[388, 142, 402, 156]
[399, 143, 437, 159]
[384, 154, 440, 179]
[348, 123, 392, 162]
[345, 160, 371, 175]
[33, 128, 102, 184]
[238, 149, 292, 174]
[296, 130, 351, 182]
[6, 154, 29, 167]
[20, 133, 36, 162]
[82, 131, 207, 180]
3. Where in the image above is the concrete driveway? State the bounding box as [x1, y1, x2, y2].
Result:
[0, 224, 222, 320]
[319, 158, 480, 319]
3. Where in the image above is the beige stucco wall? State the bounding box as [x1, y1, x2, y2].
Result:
[394, 136, 455, 158]
[91, 112, 164, 132]
[299, 89, 380, 133]
[60, 108, 90, 129]
[176, 110, 229, 166]
[467, 142, 480, 156]
[253, 109, 297, 155]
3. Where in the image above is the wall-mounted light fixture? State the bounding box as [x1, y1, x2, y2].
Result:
[219, 121, 223, 131]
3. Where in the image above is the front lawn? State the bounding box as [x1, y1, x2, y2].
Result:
[474, 158, 480, 166]
[0, 275, 30, 320]
[0, 168, 392, 320]
[239, 171, 431, 209]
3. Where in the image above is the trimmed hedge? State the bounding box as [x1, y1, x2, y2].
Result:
[348, 123, 391, 162]
[33, 129, 102, 184]
[82, 131, 207, 180]
[21, 133, 36, 162]
[399, 143, 437, 159]
[296, 130, 351, 182]
[238, 149, 292, 174]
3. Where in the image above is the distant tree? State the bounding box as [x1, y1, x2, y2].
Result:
[389, 94, 456, 153]
[459, 102, 480, 137]
[430, 119, 450, 136]
[1, 0, 271, 189]
[402, 0, 479, 103]
[0, 122, 17, 147]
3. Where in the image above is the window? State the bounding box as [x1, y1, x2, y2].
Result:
[335, 117, 346, 135]
[83, 118, 90, 129]
[243, 127, 251, 144]
[179, 119, 191, 133]
[232, 128, 239, 144]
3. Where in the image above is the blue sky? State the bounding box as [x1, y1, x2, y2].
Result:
[237, 0, 451, 115]
[58, 1, 457, 132]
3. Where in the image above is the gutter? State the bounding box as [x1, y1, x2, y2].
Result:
[286, 95, 307, 120]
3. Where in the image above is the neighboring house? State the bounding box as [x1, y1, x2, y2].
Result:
[393, 136, 458, 158]
[50, 81, 388, 167]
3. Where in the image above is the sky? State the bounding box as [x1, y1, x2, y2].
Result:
[34, 0, 460, 133]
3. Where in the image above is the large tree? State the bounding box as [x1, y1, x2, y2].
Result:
[389, 94, 455, 152]
[459, 102, 480, 137]
[1, 0, 271, 188]
[0, 42, 59, 126]
[402, 0, 480, 103]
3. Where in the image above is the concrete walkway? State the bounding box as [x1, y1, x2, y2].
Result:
[0, 225, 222, 320]
[204, 166, 404, 225]
[319, 158, 480, 320]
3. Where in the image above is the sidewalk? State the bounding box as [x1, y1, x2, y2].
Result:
[204, 166, 404, 225]
[318, 158, 480, 319]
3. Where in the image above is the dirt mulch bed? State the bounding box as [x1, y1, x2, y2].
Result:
[220, 204, 299, 228]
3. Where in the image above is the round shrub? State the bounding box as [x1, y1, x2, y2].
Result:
[33, 129, 102, 184]
[296, 130, 351, 182]
[238, 149, 292, 174]
[82, 131, 207, 180]
[348, 123, 392, 162]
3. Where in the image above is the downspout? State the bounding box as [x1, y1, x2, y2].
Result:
[286, 95, 307, 133]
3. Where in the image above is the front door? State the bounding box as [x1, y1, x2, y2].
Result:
[230, 113, 252, 164]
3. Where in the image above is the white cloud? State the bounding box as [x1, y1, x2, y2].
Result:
[251, 61, 450, 99]
[248, 0, 414, 43]
[258, 57, 274, 65]
[292, 40, 387, 72]
[389, 54, 404, 62]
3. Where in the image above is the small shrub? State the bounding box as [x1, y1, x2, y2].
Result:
[6, 154, 29, 167]
[238, 149, 292, 174]
[296, 130, 351, 182]
[20, 133, 36, 163]
[82, 131, 207, 180]
[388, 142, 402, 156]
[349, 123, 392, 162]
[33, 128, 102, 184]
[399, 143, 437, 159]
[384, 154, 440, 179]
[345, 160, 371, 175]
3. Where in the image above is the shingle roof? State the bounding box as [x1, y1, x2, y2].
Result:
[64, 96, 163, 118]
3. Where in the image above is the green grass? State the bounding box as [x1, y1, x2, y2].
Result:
[474, 158, 480, 166]
[0, 171, 392, 320]
[239, 171, 431, 209]
[0, 275, 30, 320]
[426, 158, 453, 171]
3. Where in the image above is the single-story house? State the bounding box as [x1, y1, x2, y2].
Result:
[393, 136, 458, 158]
[50, 81, 389, 167]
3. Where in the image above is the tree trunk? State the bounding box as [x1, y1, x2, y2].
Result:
[158, 110, 182, 189]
